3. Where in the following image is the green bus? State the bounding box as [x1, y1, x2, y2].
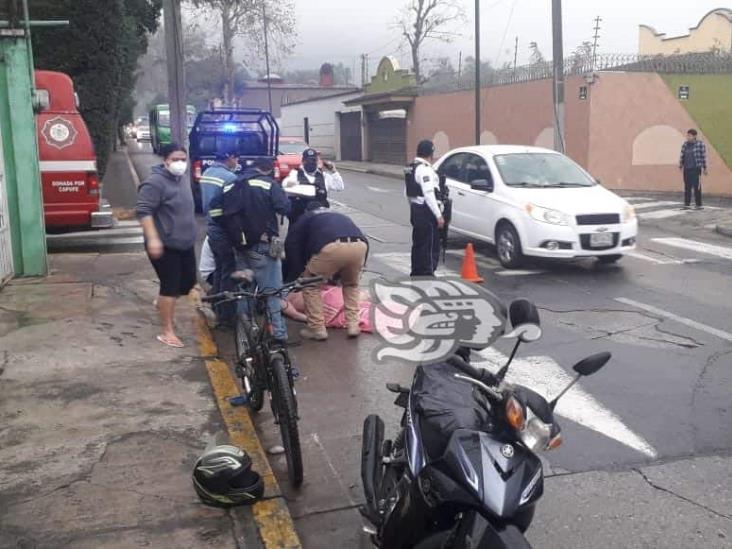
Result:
[149, 104, 197, 154]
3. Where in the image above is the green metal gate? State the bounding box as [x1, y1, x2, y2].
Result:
[0, 119, 13, 284]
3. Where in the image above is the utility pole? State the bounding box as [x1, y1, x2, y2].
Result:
[262, 1, 273, 113]
[360, 54, 369, 89]
[163, 0, 187, 148]
[457, 51, 462, 87]
[474, 0, 481, 145]
[513, 36, 519, 80]
[592, 16, 602, 71]
[551, 0, 565, 153]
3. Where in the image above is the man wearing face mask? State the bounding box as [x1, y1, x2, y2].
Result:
[136, 143, 197, 348]
[282, 148, 344, 226]
[199, 150, 240, 324]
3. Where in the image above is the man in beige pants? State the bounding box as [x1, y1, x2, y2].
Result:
[284, 204, 368, 340]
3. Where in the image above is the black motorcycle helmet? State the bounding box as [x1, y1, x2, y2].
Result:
[192, 444, 264, 507]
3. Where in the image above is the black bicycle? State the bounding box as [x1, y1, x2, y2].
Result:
[202, 271, 324, 487]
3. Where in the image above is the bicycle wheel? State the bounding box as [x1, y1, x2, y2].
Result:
[271, 355, 303, 487]
[234, 317, 264, 412]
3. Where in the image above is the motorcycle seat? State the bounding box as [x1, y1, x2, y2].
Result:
[411, 361, 492, 460]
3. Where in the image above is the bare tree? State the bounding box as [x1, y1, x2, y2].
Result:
[190, 0, 295, 105]
[396, 0, 465, 84]
[529, 42, 546, 66]
[570, 41, 593, 73]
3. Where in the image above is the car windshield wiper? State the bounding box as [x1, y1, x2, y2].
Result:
[542, 182, 593, 188]
[507, 182, 545, 188]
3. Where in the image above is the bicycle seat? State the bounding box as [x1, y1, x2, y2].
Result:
[231, 270, 254, 283]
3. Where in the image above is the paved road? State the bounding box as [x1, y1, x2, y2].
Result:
[256, 171, 732, 547]
[115, 154, 732, 547]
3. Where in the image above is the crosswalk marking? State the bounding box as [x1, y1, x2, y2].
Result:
[624, 197, 654, 203]
[652, 237, 732, 261]
[639, 209, 685, 220]
[474, 347, 657, 458]
[625, 251, 699, 265]
[495, 269, 544, 276]
[632, 201, 679, 211]
[616, 297, 732, 343]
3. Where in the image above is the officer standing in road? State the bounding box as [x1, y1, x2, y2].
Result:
[200, 151, 239, 323]
[406, 139, 445, 277]
[283, 148, 344, 226]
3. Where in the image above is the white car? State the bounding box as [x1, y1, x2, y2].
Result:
[136, 124, 151, 141]
[435, 145, 638, 268]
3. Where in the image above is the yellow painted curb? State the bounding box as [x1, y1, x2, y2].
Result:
[194, 310, 301, 549]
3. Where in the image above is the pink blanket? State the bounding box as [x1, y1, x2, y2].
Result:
[287, 285, 373, 332]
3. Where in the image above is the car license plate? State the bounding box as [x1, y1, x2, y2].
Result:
[590, 232, 613, 248]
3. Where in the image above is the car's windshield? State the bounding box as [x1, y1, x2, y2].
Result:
[494, 153, 596, 188]
[279, 141, 308, 155]
[159, 112, 170, 126]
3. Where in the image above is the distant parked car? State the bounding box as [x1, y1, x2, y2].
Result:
[275, 137, 309, 181]
[435, 145, 638, 268]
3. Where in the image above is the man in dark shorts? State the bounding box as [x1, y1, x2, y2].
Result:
[136, 143, 197, 348]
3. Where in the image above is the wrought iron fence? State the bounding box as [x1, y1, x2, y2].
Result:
[421, 51, 732, 95]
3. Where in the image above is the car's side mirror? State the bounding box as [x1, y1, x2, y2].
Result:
[470, 178, 494, 193]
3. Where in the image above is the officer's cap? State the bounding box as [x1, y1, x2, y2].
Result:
[417, 140, 435, 158]
[302, 148, 318, 160]
[216, 149, 238, 161]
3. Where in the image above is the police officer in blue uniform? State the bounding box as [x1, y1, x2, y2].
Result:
[406, 140, 445, 277]
[211, 157, 291, 344]
[200, 150, 239, 323]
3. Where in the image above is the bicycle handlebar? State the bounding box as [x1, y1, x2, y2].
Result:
[201, 275, 325, 303]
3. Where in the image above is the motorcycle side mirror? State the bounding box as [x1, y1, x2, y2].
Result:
[496, 299, 541, 381]
[573, 352, 612, 377]
[550, 352, 612, 410]
[504, 299, 542, 343]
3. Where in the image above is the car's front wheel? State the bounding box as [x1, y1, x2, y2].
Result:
[496, 223, 524, 269]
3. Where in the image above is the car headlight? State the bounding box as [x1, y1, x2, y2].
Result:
[526, 203, 570, 226]
[624, 204, 636, 222]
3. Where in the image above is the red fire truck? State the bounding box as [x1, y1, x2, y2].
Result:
[35, 70, 112, 229]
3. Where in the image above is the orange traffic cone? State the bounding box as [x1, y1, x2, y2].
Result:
[460, 243, 484, 283]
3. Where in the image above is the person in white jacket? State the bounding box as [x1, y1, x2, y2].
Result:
[282, 148, 344, 225]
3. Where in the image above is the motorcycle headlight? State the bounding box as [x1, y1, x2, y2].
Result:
[517, 408, 562, 452]
[526, 203, 570, 226]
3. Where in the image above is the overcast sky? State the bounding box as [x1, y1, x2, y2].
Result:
[283, 0, 728, 77]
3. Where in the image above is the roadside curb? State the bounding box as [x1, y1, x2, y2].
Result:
[339, 165, 402, 180]
[192, 303, 301, 548]
[124, 147, 142, 188]
[715, 223, 732, 238]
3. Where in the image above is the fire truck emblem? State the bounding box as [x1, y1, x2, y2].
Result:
[42, 116, 78, 149]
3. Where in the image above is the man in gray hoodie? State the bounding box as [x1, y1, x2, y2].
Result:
[136, 143, 197, 348]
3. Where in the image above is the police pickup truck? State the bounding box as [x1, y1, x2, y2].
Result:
[189, 109, 279, 211]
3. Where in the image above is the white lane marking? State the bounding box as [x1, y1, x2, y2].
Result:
[625, 251, 699, 265]
[373, 252, 452, 277]
[615, 297, 732, 343]
[367, 185, 392, 194]
[652, 237, 732, 261]
[495, 269, 544, 277]
[474, 347, 657, 458]
[632, 201, 679, 211]
[445, 249, 500, 270]
[623, 197, 654, 203]
[639, 209, 685, 220]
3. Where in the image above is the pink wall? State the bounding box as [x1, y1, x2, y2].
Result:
[406, 73, 731, 196]
[587, 72, 732, 196]
[408, 76, 590, 167]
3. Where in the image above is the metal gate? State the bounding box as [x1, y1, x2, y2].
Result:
[368, 114, 406, 165]
[0, 125, 14, 285]
[339, 111, 362, 161]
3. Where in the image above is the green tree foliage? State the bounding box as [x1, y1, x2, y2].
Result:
[30, 0, 161, 176]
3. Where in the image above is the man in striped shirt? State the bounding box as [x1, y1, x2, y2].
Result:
[200, 151, 239, 323]
[679, 129, 708, 210]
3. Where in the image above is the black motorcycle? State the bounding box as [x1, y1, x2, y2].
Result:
[361, 298, 611, 548]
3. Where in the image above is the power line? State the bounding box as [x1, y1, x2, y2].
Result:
[494, 0, 519, 67]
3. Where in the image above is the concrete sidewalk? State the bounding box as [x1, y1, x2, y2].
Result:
[0, 254, 257, 547]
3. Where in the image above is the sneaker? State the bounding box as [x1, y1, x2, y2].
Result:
[347, 325, 361, 338]
[681, 205, 691, 210]
[694, 205, 704, 210]
[300, 327, 328, 341]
